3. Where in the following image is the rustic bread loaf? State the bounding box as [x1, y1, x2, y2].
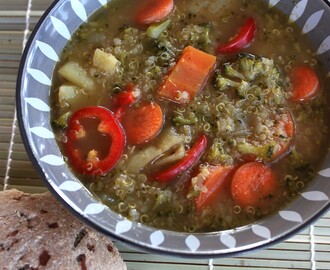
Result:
[0, 189, 126, 270]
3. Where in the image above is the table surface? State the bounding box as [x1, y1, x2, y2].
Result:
[0, 0, 329, 269]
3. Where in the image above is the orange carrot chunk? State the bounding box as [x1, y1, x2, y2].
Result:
[273, 111, 295, 160]
[290, 65, 319, 102]
[135, 0, 174, 25]
[158, 46, 217, 104]
[195, 165, 235, 212]
[282, 112, 294, 137]
[122, 102, 163, 145]
[231, 162, 278, 208]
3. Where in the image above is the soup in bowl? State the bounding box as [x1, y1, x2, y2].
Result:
[17, 0, 330, 257]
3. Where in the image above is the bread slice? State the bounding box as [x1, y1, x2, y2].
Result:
[0, 189, 127, 270]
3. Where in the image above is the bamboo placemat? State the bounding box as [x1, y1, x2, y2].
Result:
[0, 0, 329, 269]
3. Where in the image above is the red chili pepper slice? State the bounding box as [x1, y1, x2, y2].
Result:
[114, 106, 126, 120]
[114, 83, 136, 107]
[113, 83, 139, 121]
[152, 134, 208, 183]
[216, 17, 256, 54]
[65, 106, 126, 177]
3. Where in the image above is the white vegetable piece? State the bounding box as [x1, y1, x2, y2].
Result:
[58, 84, 76, 104]
[93, 48, 119, 74]
[58, 84, 91, 112]
[124, 128, 185, 172]
[154, 143, 186, 167]
[58, 61, 95, 90]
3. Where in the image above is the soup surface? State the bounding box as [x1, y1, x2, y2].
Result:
[51, 0, 330, 232]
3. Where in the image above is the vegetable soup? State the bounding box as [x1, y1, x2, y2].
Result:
[51, 0, 330, 232]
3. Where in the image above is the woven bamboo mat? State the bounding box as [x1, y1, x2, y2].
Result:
[0, 0, 329, 269]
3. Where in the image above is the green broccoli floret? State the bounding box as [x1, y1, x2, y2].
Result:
[205, 139, 233, 165]
[236, 81, 251, 99]
[238, 53, 280, 82]
[237, 141, 277, 161]
[196, 22, 212, 51]
[52, 111, 72, 129]
[238, 54, 261, 80]
[173, 112, 198, 126]
[214, 53, 286, 106]
[154, 36, 179, 67]
[180, 23, 212, 52]
[146, 19, 171, 39]
[215, 74, 240, 90]
[224, 63, 245, 80]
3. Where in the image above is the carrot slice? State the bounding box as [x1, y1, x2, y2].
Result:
[273, 111, 295, 160]
[231, 162, 278, 208]
[195, 165, 235, 212]
[158, 46, 217, 104]
[135, 0, 174, 25]
[122, 102, 163, 145]
[290, 65, 319, 102]
[282, 112, 294, 137]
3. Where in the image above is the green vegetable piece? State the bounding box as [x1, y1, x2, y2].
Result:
[173, 112, 198, 126]
[195, 23, 212, 51]
[214, 53, 286, 106]
[237, 141, 276, 161]
[206, 139, 233, 165]
[236, 81, 250, 98]
[224, 63, 245, 80]
[52, 111, 72, 128]
[215, 75, 240, 90]
[238, 53, 279, 82]
[147, 19, 171, 39]
[238, 54, 258, 80]
[180, 23, 212, 52]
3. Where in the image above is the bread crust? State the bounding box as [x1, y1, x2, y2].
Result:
[0, 189, 126, 270]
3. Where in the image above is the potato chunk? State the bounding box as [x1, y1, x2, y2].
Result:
[58, 84, 91, 112]
[93, 48, 119, 74]
[58, 61, 95, 90]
